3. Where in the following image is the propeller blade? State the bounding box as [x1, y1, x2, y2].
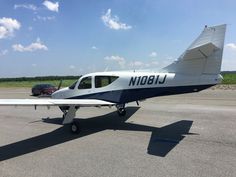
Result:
[58, 80, 62, 90]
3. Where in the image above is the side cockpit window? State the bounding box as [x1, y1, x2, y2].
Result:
[78, 77, 92, 89]
[95, 76, 118, 88]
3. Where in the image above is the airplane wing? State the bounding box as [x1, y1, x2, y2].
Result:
[0, 99, 115, 107]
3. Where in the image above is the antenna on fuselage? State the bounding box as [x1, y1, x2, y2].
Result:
[104, 66, 109, 72]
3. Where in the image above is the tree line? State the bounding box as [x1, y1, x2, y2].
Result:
[0, 76, 81, 82]
[0, 71, 235, 82]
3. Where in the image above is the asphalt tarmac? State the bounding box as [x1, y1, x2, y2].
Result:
[0, 88, 235, 177]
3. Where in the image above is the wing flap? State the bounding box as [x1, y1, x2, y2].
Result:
[0, 99, 115, 107]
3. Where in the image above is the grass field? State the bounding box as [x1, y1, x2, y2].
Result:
[222, 73, 236, 84]
[0, 73, 235, 88]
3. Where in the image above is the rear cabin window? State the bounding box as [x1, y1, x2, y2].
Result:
[95, 76, 118, 88]
[78, 77, 92, 89]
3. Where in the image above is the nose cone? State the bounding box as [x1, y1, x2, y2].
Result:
[51, 87, 69, 99]
[51, 90, 60, 99]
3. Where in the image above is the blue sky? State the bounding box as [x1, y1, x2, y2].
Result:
[0, 0, 236, 77]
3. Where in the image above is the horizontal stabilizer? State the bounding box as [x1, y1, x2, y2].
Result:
[182, 42, 218, 60]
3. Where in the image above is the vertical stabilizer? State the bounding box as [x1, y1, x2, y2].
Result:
[164, 24, 226, 75]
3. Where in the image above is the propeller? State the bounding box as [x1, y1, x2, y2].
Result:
[57, 80, 62, 90]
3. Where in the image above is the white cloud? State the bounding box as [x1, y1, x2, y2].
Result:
[222, 55, 236, 71]
[166, 56, 174, 60]
[104, 55, 126, 68]
[130, 61, 144, 67]
[35, 15, 55, 21]
[104, 55, 174, 70]
[129, 60, 159, 69]
[69, 65, 75, 69]
[32, 64, 37, 67]
[101, 9, 132, 30]
[225, 43, 236, 51]
[43, 0, 59, 12]
[149, 51, 157, 57]
[129, 59, 169, 70]
[222, 43, 236, 70]
[151, 61, 159, 65]
[0, 49, 8, 56]
[92, 46, 98, 50]
[14, 4, 37, 11]
[0, 17, 21, 39]
[12, 38, 48, 52]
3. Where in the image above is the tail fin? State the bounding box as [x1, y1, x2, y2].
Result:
[164, 24, 226, 75]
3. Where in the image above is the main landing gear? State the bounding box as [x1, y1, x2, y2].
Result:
[116, 104, 126, 116]
[60, 104, 127, 134]
[61, 106, 80, 134]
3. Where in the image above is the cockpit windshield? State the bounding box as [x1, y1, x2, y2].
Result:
[69, 81, 78, 89]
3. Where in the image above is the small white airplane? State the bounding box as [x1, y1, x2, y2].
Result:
[0, 24, 226, 133]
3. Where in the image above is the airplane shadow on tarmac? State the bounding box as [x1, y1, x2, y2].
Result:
[0, 107, 197, 161]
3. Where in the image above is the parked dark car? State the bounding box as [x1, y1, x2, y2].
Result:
[32, 84, 57, 96]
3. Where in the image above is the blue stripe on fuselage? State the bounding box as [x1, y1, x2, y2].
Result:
[68, 84, 215, 104]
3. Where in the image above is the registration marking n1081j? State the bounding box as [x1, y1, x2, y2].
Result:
[129, 75, 167, 86]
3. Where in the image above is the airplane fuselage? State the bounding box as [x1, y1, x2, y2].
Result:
[52, 71, 222, 104]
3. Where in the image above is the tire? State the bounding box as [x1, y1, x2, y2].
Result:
[117, 108, 126, 116]
[71, 122, 80, 134]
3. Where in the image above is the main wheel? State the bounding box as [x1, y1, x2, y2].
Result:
[71, 121, 80, 134]
[117, 108, 126, 116]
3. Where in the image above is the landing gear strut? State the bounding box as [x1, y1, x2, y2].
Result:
[116, 104, 126, 116]
[61, 106, 80, 134]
